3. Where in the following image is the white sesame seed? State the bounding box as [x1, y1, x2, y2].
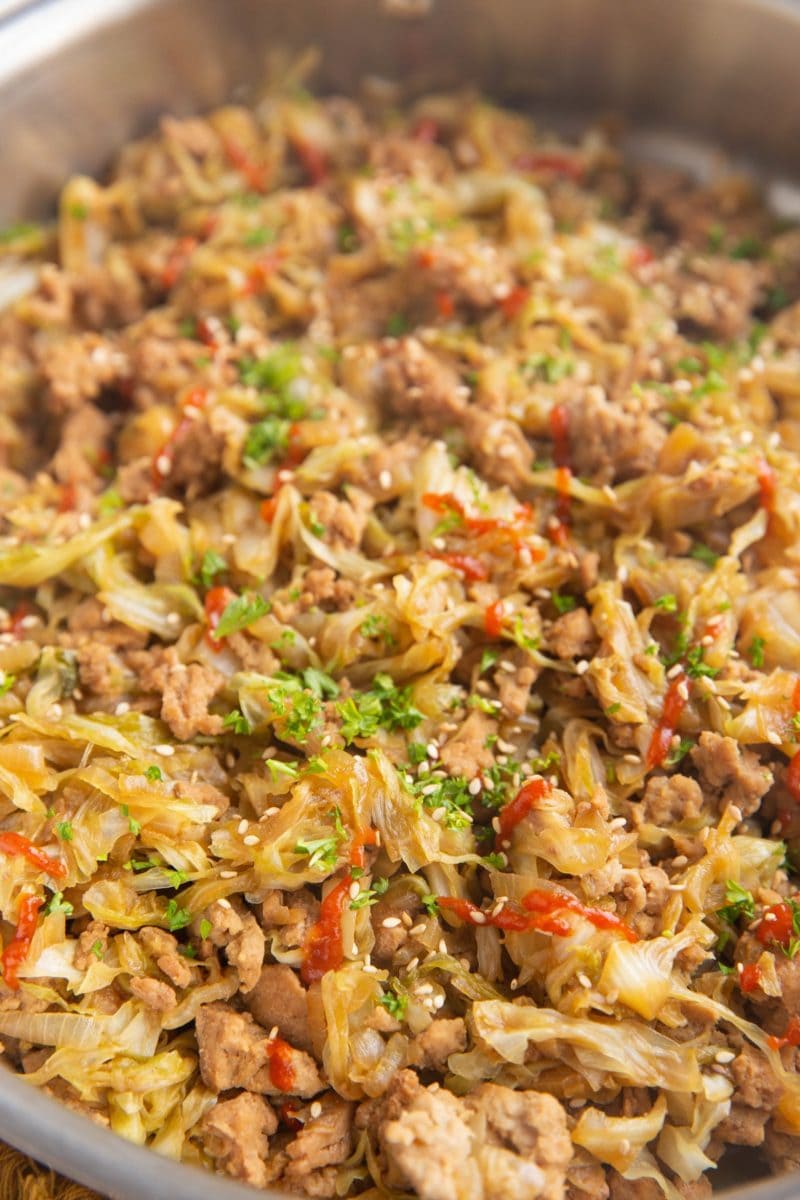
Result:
[309, 1101, 322, 1118]
[409, 923, 426, 936]
[349, 882, 360, 900]
[729, 805, 743, 823]
[715, 1050, 735, 1064]
[510, 978, 519, 991]
[676, 681, 690, 701]
[382, 917, 402, 928]
[426, 743, 439, 760]
[20, 614, 40, 629]
[768, 731, 783, 745]
[243, 834, 259, 846]
[379, 469, 392, 490]
[667, 663, 683, 679]
[155, 454, 172, 476]
[415, 982, 434, 996]
[237, 818, 249, 835]
[264, 806, 280, 817]
[268, 1026, 279, 1040]
[431, 806, 447, 821]
[115, 701, 130, 716]
[155, 744, 175, 757]
[351, 942, 359, 956]
[575, 659, 589, 676]
[468, 777, 482, 796]
[497, 738, 516, 753]
[401, 912, 413, 928]
[48, 703, 63, 720]
[220, 870, 237, 879]
[578, 973, 592, 988]
[218, 898, 232, 909]
[432, 994, 445, 1009]
[622, 753, 640, 764]
[363, 963, 379, 974]
[166, 611, 181, 627]
[470, 910, 487, 925]
[407, 956, 420, 971]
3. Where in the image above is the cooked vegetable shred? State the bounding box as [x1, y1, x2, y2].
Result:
[2, 63, 800, 1199]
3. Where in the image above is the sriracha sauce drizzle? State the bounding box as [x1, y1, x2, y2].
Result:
[495, 777, 551, 849]
[438, 885, 637, 943]
[265, 1034, 296, 1091]
[300, 828, 379, 985]
[0, 832, 65, 880]
[1, 893, 43, 990]
[646, 671, 688, 771]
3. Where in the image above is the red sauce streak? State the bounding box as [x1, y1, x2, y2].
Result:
[279, 1102, 303, 1132]
[243, 248, 286, 296]
[513, 151, 584, 181]
[484, 599, 506, 638]
[222, 135, 268, 193]
[291, 137, 329, 186]
[646, 671, 688, 771]
[768, 1015, 800, 1052]
[161, 235, 197, 291]
[300, 875, 350, 984]
[757, 901, 797, 949]
[58, 481, 78, 513]
[349, 827, 379, 872]
[151, 387, 208, 489]
[416, 247, 437, 270]
[2, 893, 43, 990]
[430, 552, 488, 582]
[437, 896, 532, 933]
[500, 285, 529, 320]
[0, 832, 65, 880]
[435, 290, 455, 319]
[628, 244, 654, 270]
[495, 777, 551, 849]
[739, 962, 762, 993]
[758, 459, 777, 513]
[260, 493, 281, 524]
[421, 493, 534, 546]
[787, 749, 800, 807]
[196, 317, 220, 350]
[265, 1034, 296, 1092]
[9, 601, 33, 639]
[412, 117, 439, 143]
[437, 886, 637, 942]
[204, 585, 236, 648]
[522, 887, 639, 943]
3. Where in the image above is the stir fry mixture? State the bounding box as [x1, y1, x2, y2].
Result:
[3, 71, 800, 1200]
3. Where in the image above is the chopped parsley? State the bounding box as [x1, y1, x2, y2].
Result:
[223, 709, 252, 735]
[665, 736, 694, 766]
[243, 226, 276, 247]
[120, 805, 141, 836]
[654, 594, 678, 613]
[44, 891, 73, 916]
[379, 987, 408, 1019]
[164, 899, 192, 932]
[0, 221, 40, 244]
[199, 918, 212, 940]
[350, 877, 389, 910]
[748, 635, 766, 669]
[522, 353, 574, 384]
[301, 667, 339, 700]
[239, 345, 303, 394]
[266, 758, 299, 781]
[360, 613, 397, 646]
[479, 648, 499, 676]
[715, 880, 755, 954]
[551, 591, 577, 614]
[243, 415, 291, 467]
[213, 592, 270, 640]
[90, 938, 105, 960]
[689, 542, 719, 567]
[294, 807, 346, 869]
[337, 224, 359, 252]
[730, 235, 764, 261]
[199, 548, 227, 588]
[386, 313, 409, 337]
[145, 765, 163, 782]
[684, 644, 720, 680]
[55, 821, 73, 842]
[421, 894, 439, 916]
[338, 673, 423, 742]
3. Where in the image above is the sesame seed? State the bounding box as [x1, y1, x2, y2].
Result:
[155, 454, 172, 476]
[575, 659, 589, 676]
[351, 942, 359, 956]
[309, 1102, 322, 1119]
[401, 912, 413, 928]
[768, 731, 783, 745]
[415, 982, 434, 996]
[667, 663, 683, 679]
[470, 910, 487, 925]
[379, 469, 392, 490]
[237, 819, 249, 835]
[432, 994, 445, 1009]
[220, 870, 237, 879]
[243, 834, 259, 846]
[676, 681, 690, 701]
[729, 805, 743, 823]
[48, 703, 63, 720]
[468, 777, 482, 796]
[20, 614, 40, 629]
[407, 957, 420, 972]
[510, 978, 519, 991]
[264, 806, 280, 817]
[166, 611, 181, 627]
[349, 882, 360, 900]
[363, 963, 379, 974]
[115, 701, 130, 716]
[431, 806, 447, 821]
[218, 898, 232, 909]
[577, 973, 592, 988]
[497, 738, 516, 753]
[409, 923, 426, 936]
[715, 1050, 735, 1064]
[268, 1026, 279, 1040]
[382, 917, 402, 928]
[426, 743, 439, 760]
[763, 911, 777, 922]
[155, 744, 175, 757]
